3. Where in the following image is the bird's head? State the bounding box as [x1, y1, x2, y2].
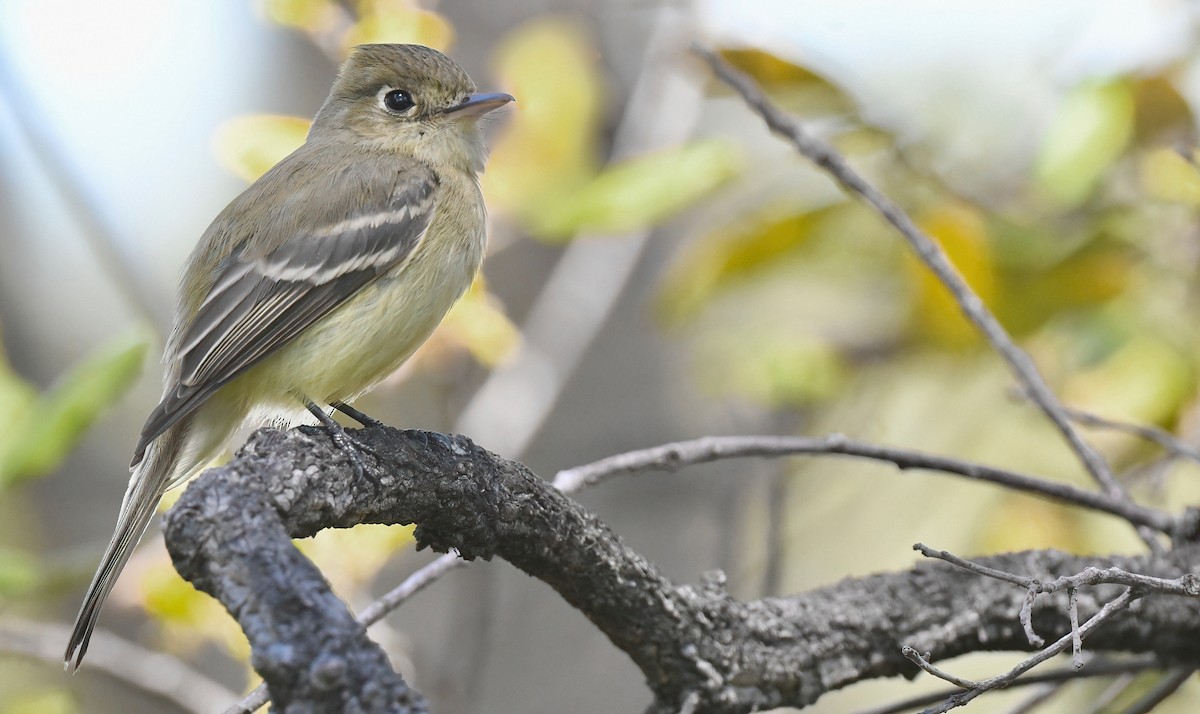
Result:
[311, 44, 513, 173]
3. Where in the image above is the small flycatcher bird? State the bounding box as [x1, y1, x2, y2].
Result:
[65, 44, 513, 670]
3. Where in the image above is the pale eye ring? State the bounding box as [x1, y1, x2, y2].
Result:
[380, 87, 415, 113]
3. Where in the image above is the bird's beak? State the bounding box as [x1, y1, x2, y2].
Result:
[441, 92, 515, 119]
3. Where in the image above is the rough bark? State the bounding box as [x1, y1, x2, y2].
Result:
[163, 425, 1200, 713]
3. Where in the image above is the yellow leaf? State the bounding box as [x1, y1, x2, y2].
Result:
[437, 280, 520, 366]
[1132, 75, 1196, 143]
[531, 140, 741, 239]
[483, 18, 605, 223]
[1140, 147, 1200, 205]
[260, 0, 342, 33]
[344, 0, 453, 51]
[213, 114, 311, 182]
[1035, 80, 1134, 207]
[718, 47, 833, 89]
[657, 204, 836, 322]
[140, 559, 249, 660]
[295, 523, 414, 595]
[715, 47, 853, 115]
[907, 203, 996, 347]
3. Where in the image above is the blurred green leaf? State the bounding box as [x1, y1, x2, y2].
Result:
[0, 332, 148, 489]
[1064, 334, 1194, 427]
[0, 336, 38, 434]
[531, 140, 741, 240]
[0, 547, 42, 598]
[214, 114, 311, 183]
[1035, 80, 1135, 207]
[1, 690, 77, 714]
[694, 330, 846, 407]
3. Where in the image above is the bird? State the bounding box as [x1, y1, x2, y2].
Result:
[64, 43, 513, 670]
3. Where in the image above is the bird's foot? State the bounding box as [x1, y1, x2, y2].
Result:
[305, 401, 381, 487]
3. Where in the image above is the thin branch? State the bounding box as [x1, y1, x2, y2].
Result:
[1069, 588, 1083, 668]
[1062, 404, 1200, 465]
[902, 647, 978, 689]
[914, 544, 1200, 596]
[853, 657, 1165, 714]
[920, 589, 1140, 713]
[1010, 386, 1200, 465]
[554, 435, 1175, 532]
[0, 619, 239, 713]
[690, 44, 1153, 549]
[915, 543, 1200, 670]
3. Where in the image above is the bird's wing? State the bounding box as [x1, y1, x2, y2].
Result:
[132, 166, 438, 464]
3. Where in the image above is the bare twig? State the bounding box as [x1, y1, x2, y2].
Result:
[853, 657, 1165, 714]
[1069, 411, 1200, 464]
[1010, 388, 1200, 465]
[914, 544, 1200, 596]
[902, 647, 979, 689]
[690, 44, 1155, 549]
[555, 435, 1174, 532]
[920, 589, 1140, 713]
[1021, 586, 1044, 647]
[915, 542, 1200, 666]
[222, 688, 266, 714]
[1068, 588, 1083, 668]
[0, 619, 239, 713]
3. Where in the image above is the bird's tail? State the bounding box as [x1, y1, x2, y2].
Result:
[64, 420, 188, 671]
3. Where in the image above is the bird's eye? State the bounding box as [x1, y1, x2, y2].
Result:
[382, 89, 415, 113]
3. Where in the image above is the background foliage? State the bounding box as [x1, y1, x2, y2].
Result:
[3, 0, 1200, 711]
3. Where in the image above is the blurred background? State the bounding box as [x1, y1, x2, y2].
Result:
[4, 0, 1200, 712]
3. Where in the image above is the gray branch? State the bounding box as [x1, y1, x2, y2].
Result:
[163, 425, 1200, 713]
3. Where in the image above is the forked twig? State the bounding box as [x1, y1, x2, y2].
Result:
[690, 44, 1158, 550]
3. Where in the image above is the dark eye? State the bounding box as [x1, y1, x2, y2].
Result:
[382, 89, 415, 113]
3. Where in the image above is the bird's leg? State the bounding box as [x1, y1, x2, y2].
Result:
[305, 400, 380, 486]
[331, 400, 385, 428]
